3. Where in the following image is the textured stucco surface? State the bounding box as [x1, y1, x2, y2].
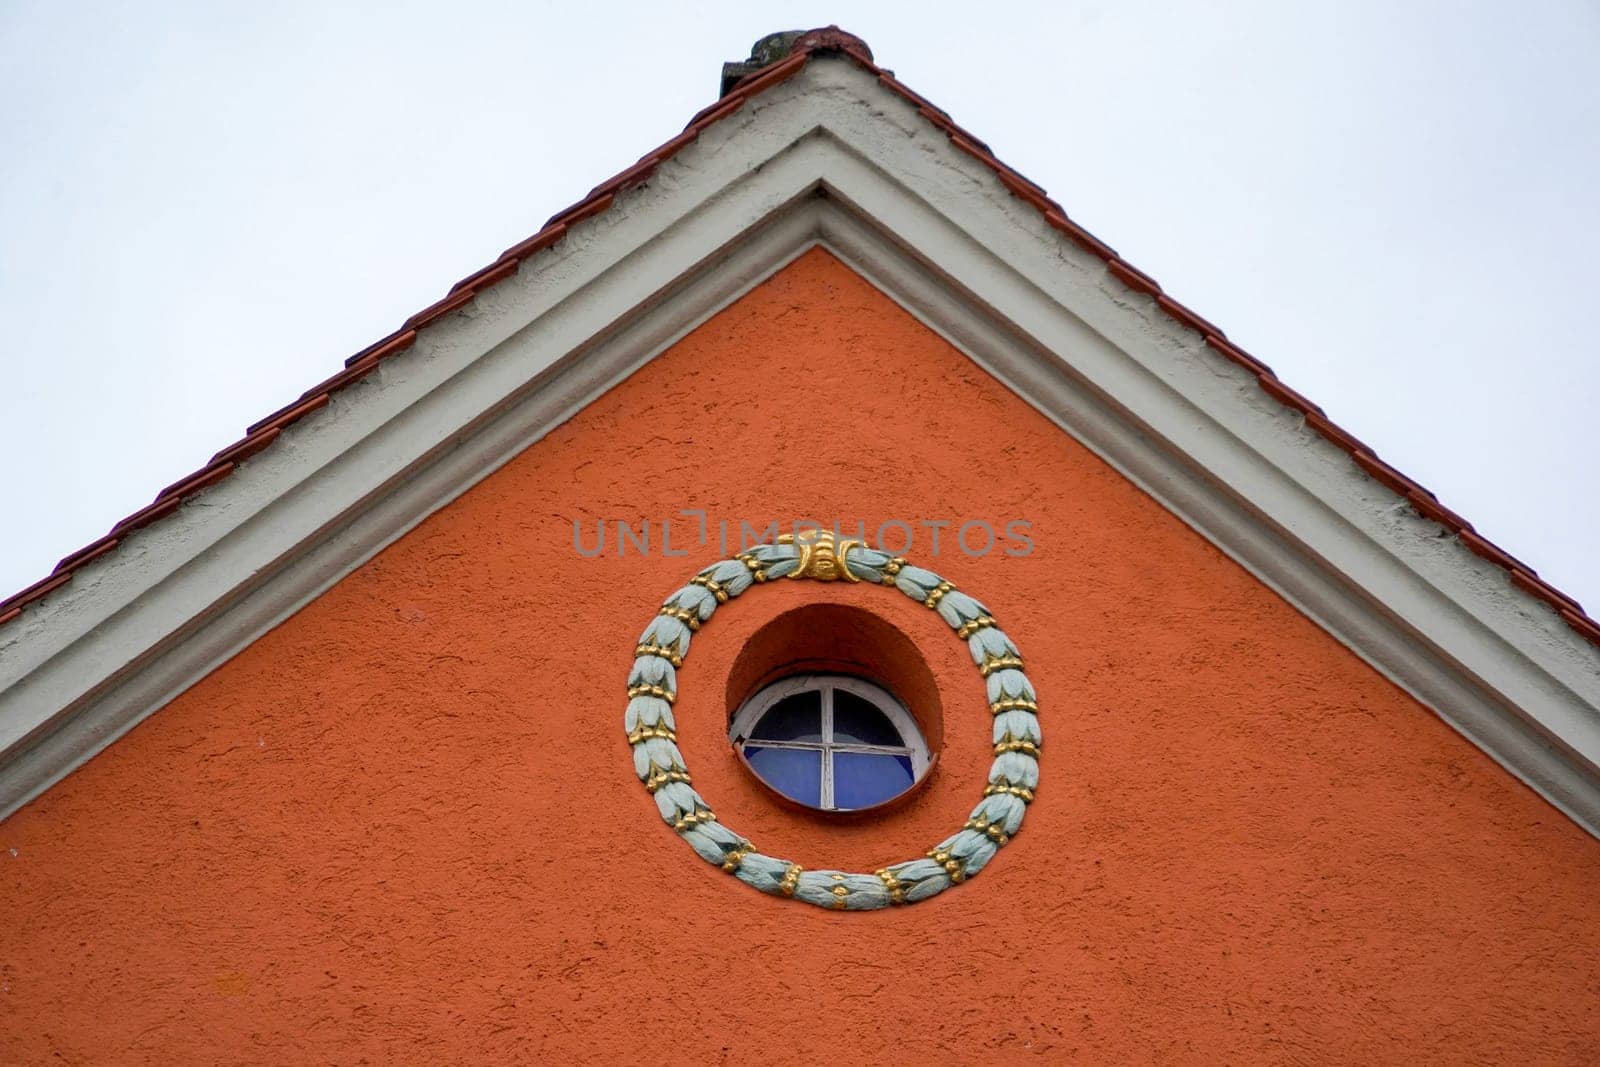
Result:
[3, 249, 1599, 1063]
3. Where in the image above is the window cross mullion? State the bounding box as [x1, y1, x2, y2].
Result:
[730, 674, 927, 813]
[821, 684, 835, 808]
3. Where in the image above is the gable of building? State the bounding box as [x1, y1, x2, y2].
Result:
[0, 28, 1596, 837]
[5, 247, 1599, 1061]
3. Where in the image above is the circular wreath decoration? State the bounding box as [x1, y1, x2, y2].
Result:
[625, 532, 1041, 910]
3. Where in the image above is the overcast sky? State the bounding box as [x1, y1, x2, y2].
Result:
[2, 2, 1596, 617]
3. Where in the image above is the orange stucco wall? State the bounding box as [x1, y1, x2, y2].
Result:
[4, 249, 1599, 1063]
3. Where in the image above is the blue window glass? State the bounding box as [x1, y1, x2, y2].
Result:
[749, 691, 823, 742]
[732, 676, 926, 811]
[832, 751, 915, 810]
[743, 746, 822, 808]
[832, 689, 902, 746]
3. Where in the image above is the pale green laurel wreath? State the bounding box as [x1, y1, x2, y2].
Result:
[625, 534, 1040, 910]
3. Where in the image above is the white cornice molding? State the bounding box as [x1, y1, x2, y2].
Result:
[1, 59, 1596, 831]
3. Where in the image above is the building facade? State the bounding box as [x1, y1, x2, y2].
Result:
[3, 29, 1599, 1063]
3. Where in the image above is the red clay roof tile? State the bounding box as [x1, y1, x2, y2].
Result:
[995, 168, 1052, 205]
[542, 191, 615, 232]
[499, 224, 568, 268]
[1203, 334, 1274, 377]
[648, 129, 702, 161]
[245, 392, 330, 438]
[108, 495, 183, 538]
[585, 158, 661, 201]
[1459, 529, 1525, 573]
[1350, 451, 1415, 497]
[1043, 210, 1119, 260]
[1155, 295, 1225, 341]
[684, 94, 745, 130]
[1302, 411, 1370, 455]
[1562, 609, 1600, 643]
[1107, 259, 1163, 297]
[211, 426, 282, 466]
[2, 28, 1594, 651]
[1512, 569, 1582, 612]
[342, 328, 418, 370]
[875, 73, 950, 120]
[52, 536, 120, 574]
[155, 463, 235, 503]
[448, 258, 519, 297]
[402, 287, 478, 332]
[1406, 490, 1474, 533]
[6, 572, 71, 611]
[1257, 376, 1326, 418]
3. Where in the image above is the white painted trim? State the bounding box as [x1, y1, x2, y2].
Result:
[1, 58, 1596, 835]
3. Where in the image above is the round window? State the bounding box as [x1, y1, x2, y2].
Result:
[729, 674, 931, 811]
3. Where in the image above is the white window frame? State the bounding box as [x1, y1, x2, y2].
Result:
[729, 673, 930, 810]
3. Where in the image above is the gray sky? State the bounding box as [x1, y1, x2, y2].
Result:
[2, 2, 1596, 615]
